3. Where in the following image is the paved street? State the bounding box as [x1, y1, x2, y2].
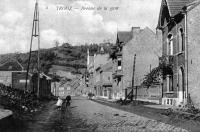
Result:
[5, 96, 188, 132]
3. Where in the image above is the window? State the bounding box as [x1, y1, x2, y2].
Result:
[117, 58, 122, 70]
[179, 28, 184, 52]
[166, 75, 173, 92]
[167, 34, 173, 55]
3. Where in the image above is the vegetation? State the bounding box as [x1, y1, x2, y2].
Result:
[0, 42, 113, 74]
[142, 66, 162, 88]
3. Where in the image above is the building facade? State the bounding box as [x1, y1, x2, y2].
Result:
[12, 71, 32, 91]
[87, 48, 110, 97]
[0, 59, 24, 86]
[157, 0, 200, 107]
[112, 27, 161, 100]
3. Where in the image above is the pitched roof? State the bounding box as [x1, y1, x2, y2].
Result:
[101, 60, 113, 72]
[167, 0, 192, 16]
[157, 0, 195, 28]
[40, 73, 52, 80]
[186, 0, 200, 11]
[0, 59, 23, 71]
[166, 0, 196, 16]
[116, 31, 133, 44]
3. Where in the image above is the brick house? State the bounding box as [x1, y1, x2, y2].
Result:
[157, 0, 200, 107]
[112, 27, 161, 100]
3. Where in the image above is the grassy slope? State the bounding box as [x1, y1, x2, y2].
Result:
[0, 43, 112, 75]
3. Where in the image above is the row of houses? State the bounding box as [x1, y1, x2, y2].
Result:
[87, 27, 162, 103]
[86, 0, 200, 108]
[51, 74, 83, 98]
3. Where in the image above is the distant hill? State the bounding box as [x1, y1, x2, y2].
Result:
[0, 43, 113, 75]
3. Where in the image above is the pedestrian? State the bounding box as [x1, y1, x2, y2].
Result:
[66, 95, 71, 107]
[56, 97, 63, 110]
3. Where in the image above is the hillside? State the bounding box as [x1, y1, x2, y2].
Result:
[0, 43, 113, 75]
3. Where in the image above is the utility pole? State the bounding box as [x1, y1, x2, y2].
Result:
[36, 0, 41, 98]
[25, 0, 40, 97]
[132, 54, 136, 101]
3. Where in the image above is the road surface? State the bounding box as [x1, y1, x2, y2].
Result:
[4, 96, 188, 132]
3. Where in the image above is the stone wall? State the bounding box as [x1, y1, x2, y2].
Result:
[133, 85, 162, 104]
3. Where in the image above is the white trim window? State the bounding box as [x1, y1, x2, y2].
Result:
[178, 28, 184, 52]
[167, 34, 173, 55]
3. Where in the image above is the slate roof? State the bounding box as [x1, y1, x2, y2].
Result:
[116, 31, 133, 44]
[167, 0, 193, 16]
[157, 0, 196, 28]
[164, 0, 195, 17]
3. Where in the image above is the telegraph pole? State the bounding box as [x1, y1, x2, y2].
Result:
[132, 54, 136, 101]
[36, 0, 41, 98]
[25, 0, 40, 98]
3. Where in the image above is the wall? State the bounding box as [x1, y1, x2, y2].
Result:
[102, 72, 112, 83]
[94, 54, 110, 70]
[122, 27, 161, 92]
[93, 53, 110, 96]
[133, 85, 162, 104]
[188, 4, 200, 108]
[51, 82, 60, 96]
[12, 72, 32, 91]
[0, 71, 12, 86]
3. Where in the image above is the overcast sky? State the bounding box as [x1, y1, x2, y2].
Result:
[0, 0, 161, 54]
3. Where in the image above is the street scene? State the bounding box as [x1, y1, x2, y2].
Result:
[1, 0, 200, 132]
[2, 96, 190, 132]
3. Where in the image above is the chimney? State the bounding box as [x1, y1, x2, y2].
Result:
[131, 27, 140, 32]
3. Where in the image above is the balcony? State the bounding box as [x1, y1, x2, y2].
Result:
[159, 55, 174, 67]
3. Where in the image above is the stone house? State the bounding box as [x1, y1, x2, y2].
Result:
[0, 59, 24, 86]
[99, 61, 113, 99]
[112, 30, 133, 99]
[87, 49, 95, 93]
[87, 48, 110, 96]
[157, 0, 200, 107]
[112, 27, 161, 100]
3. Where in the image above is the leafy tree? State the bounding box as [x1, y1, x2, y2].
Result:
[142, 66, 162, 88]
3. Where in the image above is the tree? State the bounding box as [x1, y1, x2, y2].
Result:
[142, 66, 162, 88]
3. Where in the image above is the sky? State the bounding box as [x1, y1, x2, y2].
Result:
[0, 0, 162, 54]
